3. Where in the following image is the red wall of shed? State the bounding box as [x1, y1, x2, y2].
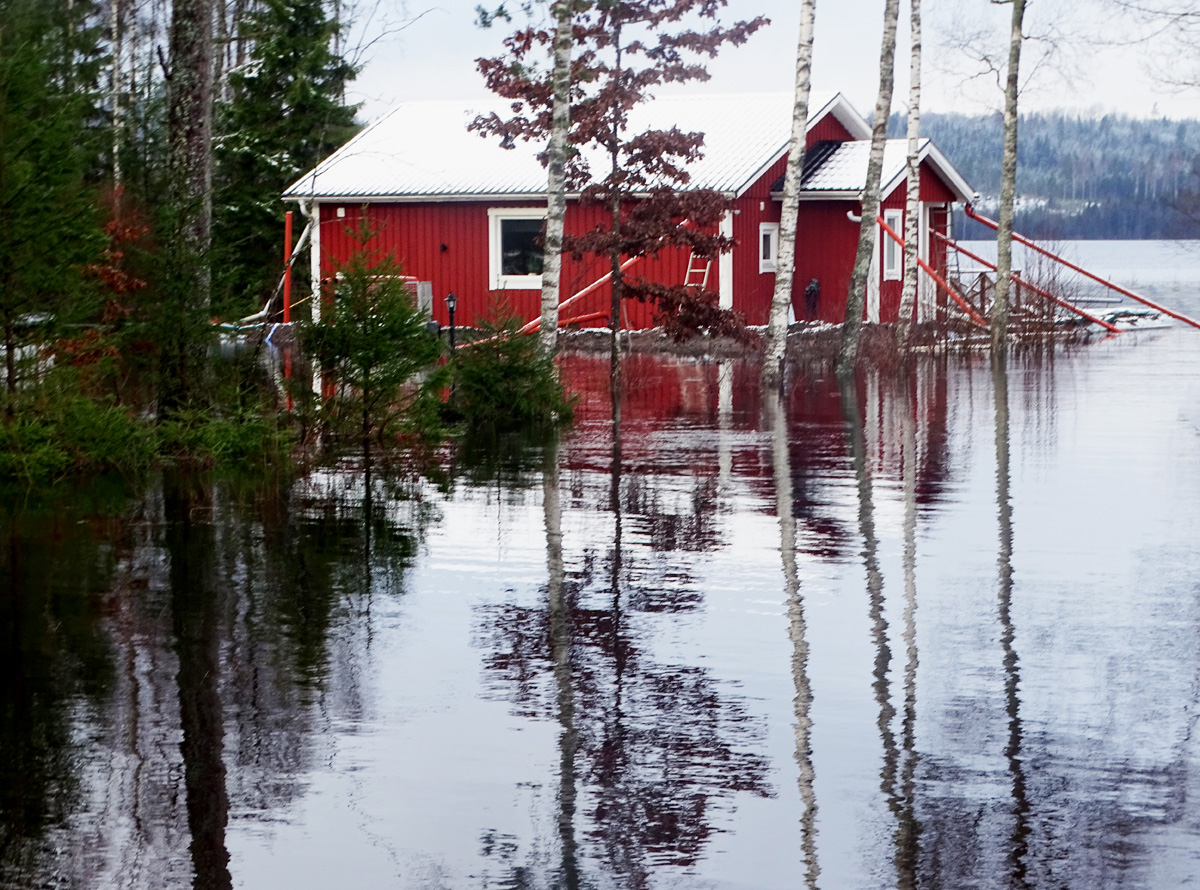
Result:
[319, 201, 703, 329]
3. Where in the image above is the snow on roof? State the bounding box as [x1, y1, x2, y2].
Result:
[284, 91, 867, 200]
[801, 138, 912, 192]
[799, 138, 975, 202]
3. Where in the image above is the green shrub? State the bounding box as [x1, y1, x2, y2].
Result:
[0, 394, 153, 485]
[156, 407, 292, 469]
[446, 315, 574, 433]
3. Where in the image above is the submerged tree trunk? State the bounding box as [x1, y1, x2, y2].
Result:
[837, 0, 900, 376]
[897, 0, 922, 345]
[762, 0, 817, 389]
[540, 0, 574, 356]
[608, 18, 624, 422]
[767, 389, 820, 887]
[543, 434, 579, 887]
[992, 0, 1026, 353]
[165, 474, 233, 890]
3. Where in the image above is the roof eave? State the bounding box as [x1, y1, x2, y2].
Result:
[770, 189, 863, 201]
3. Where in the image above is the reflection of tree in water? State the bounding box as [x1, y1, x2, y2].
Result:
[475, 413, 771, 886]
[218, 472, 429, 817]
[0, 471, 430, 888]
[0, 496, 120, 885]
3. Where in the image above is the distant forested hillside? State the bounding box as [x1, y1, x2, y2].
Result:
[889, 111, 1200, 239]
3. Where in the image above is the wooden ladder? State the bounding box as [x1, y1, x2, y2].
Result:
[684, 252, 712, 290]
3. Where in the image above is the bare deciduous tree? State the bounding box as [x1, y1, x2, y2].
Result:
[897, 0, 921, 345]
[540, 0, 575, 356]
[762, 0, 817, 389]
[838, 0, 901, 375]
[992, 0, 1027, 352]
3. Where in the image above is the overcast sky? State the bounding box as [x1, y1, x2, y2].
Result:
[344, 0, 1200, 123]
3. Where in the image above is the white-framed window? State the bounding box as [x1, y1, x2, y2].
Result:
[759, 222, 780, 274]
[489, 208, 546, 289]
[882, 208, 903, 281]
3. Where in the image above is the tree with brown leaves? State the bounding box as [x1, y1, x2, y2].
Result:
[473, 0, 767, 404]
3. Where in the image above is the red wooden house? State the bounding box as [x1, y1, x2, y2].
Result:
[283, 92, 975, 329]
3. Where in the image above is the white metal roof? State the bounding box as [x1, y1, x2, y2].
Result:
[283, 91, 875, 200]
[800, 138, 976, 202]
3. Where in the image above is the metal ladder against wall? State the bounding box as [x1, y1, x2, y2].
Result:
[684, 252, 712, 290]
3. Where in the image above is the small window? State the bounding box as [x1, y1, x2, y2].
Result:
[489, 208, 546, 289]
[882, 209, 903, 281]
[759, 223, 780, 274]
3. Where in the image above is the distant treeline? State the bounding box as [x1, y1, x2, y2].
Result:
[889, 110, 1200, 239]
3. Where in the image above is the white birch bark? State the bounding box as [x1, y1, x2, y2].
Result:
[540, 0, 574, 356]
[993, 0, 1026, 352]
[110, 0, 125, 189]
[767, 390, 820, 886]
[837, 0, 901, 376]
[762, 0, 817, 389]
[897, 0, 921, 344]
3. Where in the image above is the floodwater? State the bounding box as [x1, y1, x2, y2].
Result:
[4, 242, 1200, 889]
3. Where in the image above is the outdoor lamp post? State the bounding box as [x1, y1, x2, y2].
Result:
[445, 292, 457, 351]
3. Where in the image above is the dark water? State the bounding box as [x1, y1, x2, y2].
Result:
[4, 244, 1200, 888]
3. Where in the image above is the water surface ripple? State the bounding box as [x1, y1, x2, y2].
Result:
[3, 248, 1200, 888]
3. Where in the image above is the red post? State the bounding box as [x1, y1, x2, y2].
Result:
[876, 216, 988, 327]
[283, 210, 293, 324]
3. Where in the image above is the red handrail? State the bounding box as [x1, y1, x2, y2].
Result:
[518, 256, 643, 335]
[876, 216, 988, 327]
[933, 231, 1122, 333]
[964, 204, 1200, 331]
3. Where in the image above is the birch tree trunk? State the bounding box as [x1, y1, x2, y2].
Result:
[110, 0, 124, 189]
[540, 0, 574, 356]
[761, 0, 817, 390]
[897, 0, 921, 345]
[837, 0, 900, 376]
[608, 18, 624, 425]
[992, 0, 1026, 353]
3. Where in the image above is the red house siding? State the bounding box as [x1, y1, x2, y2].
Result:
[319, 201, 704, 329]
[874, 161, 958, 322]
[312, 124, 962, 330]
[794, 201, 860, 323]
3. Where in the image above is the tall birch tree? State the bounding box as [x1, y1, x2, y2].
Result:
[897, 0, 921, 345]
[838, 0, 901, 376]
[992, 0, 1026, 352]
[475, 0, 765, 407]
[762, 0, 817, 390]
[539, 0, 575, 356]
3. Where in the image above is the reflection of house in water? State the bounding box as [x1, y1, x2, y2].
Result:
[560, 353, 956, 561]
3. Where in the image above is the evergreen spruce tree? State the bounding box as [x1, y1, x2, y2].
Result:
[0, 0, 106, 418]
[213, 0, 360, 318]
